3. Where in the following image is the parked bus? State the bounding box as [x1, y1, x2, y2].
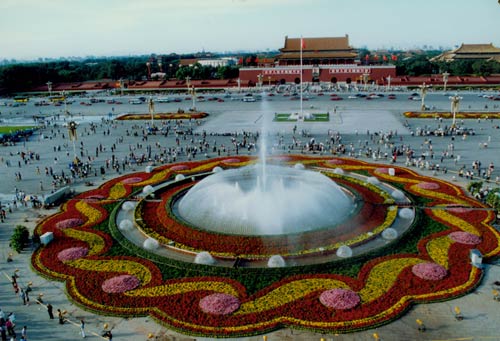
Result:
[49, 95, 66, 103]
[14, 96, 29, 103]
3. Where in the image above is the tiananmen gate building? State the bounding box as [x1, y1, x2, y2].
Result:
[239, 35, 396, 85]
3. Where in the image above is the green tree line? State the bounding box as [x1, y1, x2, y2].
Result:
[2, 52, 499, 93]
[0, 56, 241, 93]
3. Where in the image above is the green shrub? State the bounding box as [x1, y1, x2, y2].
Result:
[10, 225, 30, 253]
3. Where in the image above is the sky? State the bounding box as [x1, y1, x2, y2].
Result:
[1, 0, 500, 60]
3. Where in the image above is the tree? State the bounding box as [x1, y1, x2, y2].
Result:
[10, 225, 30, 253]
[485, 188, 500, 213]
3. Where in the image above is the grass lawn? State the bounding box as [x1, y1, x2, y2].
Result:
[274, 112, 330, 122]
[0, 126, 36, 134]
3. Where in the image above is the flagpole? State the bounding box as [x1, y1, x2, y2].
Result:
[300, 36, 303, 117]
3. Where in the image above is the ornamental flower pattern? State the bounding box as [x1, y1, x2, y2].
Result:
[31, 156, 500, 337]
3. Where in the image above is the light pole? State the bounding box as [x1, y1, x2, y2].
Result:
[68, 121, 78, 158]
[119, 78, 125, 96]
[268, 76, 271, 87]
[148, 96, 155, 127]
[62, 90, 69, 116]
[46, 81, 53, 97]
[191, 86, 196, 111]
[442, 72, 450, 93]
[257, 74, 263, 90]
[237, 78, 241, 92]
[449, 94, 462, 128]
[419, 82, 430, 111]
[185, 75, 191, 95]
[386, 75, 391, 91]
[362, 73, 370, 91]
[146, 62, 151, 79]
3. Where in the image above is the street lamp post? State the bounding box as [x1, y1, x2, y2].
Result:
[419, 82, 430, 111]
[386, 75, 391, 91]
[191, 87, 196, 112]
[119, 78, 125, 96]
[185, 76, 196, 111]
[442, 72, 450, 93]
[185, 76, 191, 94]
[148, 96, 155, 127]
[449, 94, 462, 128]
[62, 90, 69, 116]
[268, 76, 271, 87]
[257, 74, 263, 90]
[46, 81, 53, 97]
[362, 73, 370, 91]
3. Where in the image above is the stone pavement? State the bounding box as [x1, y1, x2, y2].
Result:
[1, 91, 500, 340]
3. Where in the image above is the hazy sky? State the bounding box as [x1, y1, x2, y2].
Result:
[1, 0, 499, 60]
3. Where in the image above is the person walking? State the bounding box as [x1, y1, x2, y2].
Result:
[0, 325, 7, 341]
[20, 289, 26, 305]
[80, 319, 85, 338]
[46, 303, 54, 319]
[20, 326, 26, 340]
[57, 309, 64, 324]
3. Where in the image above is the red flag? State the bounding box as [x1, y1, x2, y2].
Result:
[238, 57, 243, 65]
[365, 54, 370, 61]
[391, 54, 398, 61]
[374, 55, 379, 61]
[383, 55, 388, 61]
[301, 38, 306, 49]
[255, 57, 259, 63]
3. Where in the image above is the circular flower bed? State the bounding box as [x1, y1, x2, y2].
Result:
[319, 289, 360, 310]
[57, 247, 88, 261]
[449, 231, 482, 245]
[199, 293, 240, 315]
[412, 263, 448, 280]
[31, 155, 500, 338]
[102, 275, 140, 294]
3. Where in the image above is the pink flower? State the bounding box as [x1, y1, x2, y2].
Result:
[57, 247, 88, 261]
[222, 158, 240, 164]
[199, 293, 240, 315]
[319, 289, 360, 310]
[446, 204, 472, 213]
[102, 275, 140, 293]
[412, 263, 447, 280]
[375, 168, 390, 174]
[56, 218, 84, 229]
[122, 177, 144, 184]
[417, 182, 440, 190]
[449, 232, 482, 245]
[85, 194, 106, 201]
[170, 165, 189, 171]
[327, 159, 344, 165]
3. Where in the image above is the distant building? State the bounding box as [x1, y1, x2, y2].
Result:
[179, 58, 199, 67]
[179, 58, 238, 68]
[240, 35, 395, 85]
[198, 58, 238, 67]
[276, 35, 358, 66]
[431, 43, 500, 62]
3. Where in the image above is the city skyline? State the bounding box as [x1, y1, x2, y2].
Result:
[1, 0, 500, 60]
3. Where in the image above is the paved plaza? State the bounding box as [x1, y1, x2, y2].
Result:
[1, 89, 500, 340]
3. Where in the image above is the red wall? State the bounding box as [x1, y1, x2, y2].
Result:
[240, 66, 397, 84]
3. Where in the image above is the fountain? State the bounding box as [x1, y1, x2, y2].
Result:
[177, 93, 355, 236]
[177, 164, 354, 235]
